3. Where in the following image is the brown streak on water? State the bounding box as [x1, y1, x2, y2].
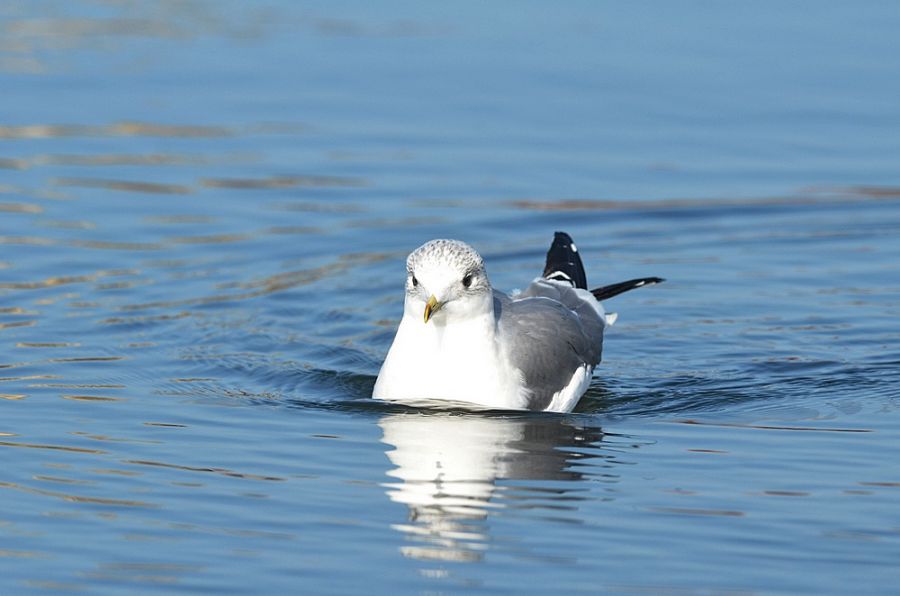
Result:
[509, 191, 900, 212]
[114, 254, 388, 313]
[0, 320, 36, 330]
[37, 153, 209, 167]
[62, 395, 125, 402]
[168, 233, 255, 245]
[0, 269, 138, 290]
[70, 239, 167, 251]
[100, 312, 193, 326]
[0, 550, 46, 558]
[0, 441, 107, 454]
[124, 459, 286, 482]
[0, 202, 42, 213]
[32, 475, 94, 485]
[53, 177, 192, 194]
[0, 480, 155, 507]
[650, 507, 745, 517]
[200, 175, 366, 189]
[0, 122, 231, 139]
[50, 356, 125, 363]
[675, 419, 873, 433]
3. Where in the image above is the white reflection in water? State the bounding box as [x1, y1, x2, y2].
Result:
[379, 413, 603, 562]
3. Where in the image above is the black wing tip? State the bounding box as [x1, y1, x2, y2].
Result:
[590, 276, 665, 301]
[542, 231, 587, 289]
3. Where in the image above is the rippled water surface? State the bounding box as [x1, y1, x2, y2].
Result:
[2, 1, 900, 593]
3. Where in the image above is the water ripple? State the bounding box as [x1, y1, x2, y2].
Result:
[123, 460, 285, 482]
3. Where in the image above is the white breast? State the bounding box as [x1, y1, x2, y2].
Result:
[373, 312, 528, 410]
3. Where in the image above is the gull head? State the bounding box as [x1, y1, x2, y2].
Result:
[405, 239, 492, 324]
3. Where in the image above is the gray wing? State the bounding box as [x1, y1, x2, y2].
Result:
[495, 281, 605, 410]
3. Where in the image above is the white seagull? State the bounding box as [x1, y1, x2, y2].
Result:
[373, 232, 662, 413]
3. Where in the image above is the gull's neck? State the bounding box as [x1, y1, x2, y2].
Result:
[408, 294, 497, 353]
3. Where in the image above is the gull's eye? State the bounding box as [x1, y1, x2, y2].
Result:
[412, 275, 418, 287]
[462, 273, 473, 288]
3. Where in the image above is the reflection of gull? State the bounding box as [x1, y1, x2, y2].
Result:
[373, 232, 662, 412]
[379, 413, 603, 562]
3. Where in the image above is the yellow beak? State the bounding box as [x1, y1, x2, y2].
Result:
[423, 295, 442, 323]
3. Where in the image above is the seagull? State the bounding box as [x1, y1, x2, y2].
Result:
[372, 232, 663, 413]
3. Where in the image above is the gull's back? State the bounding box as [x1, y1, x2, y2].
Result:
[495, 279, 607, 411]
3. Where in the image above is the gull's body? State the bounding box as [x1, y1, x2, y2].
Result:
[373, 233, 662, 413]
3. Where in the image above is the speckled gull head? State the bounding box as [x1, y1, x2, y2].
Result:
[404, 239, 493, 324]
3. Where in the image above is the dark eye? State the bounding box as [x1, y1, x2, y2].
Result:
[462, 273, 473, 288]
[412, 275, 418, 287]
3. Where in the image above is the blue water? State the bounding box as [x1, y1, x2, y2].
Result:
[2, 1, 900, 593]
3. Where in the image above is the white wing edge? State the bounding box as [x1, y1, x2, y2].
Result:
[543, 364, 593, 413]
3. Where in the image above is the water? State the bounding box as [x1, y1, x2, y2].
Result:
[2, 1, 900, 593]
